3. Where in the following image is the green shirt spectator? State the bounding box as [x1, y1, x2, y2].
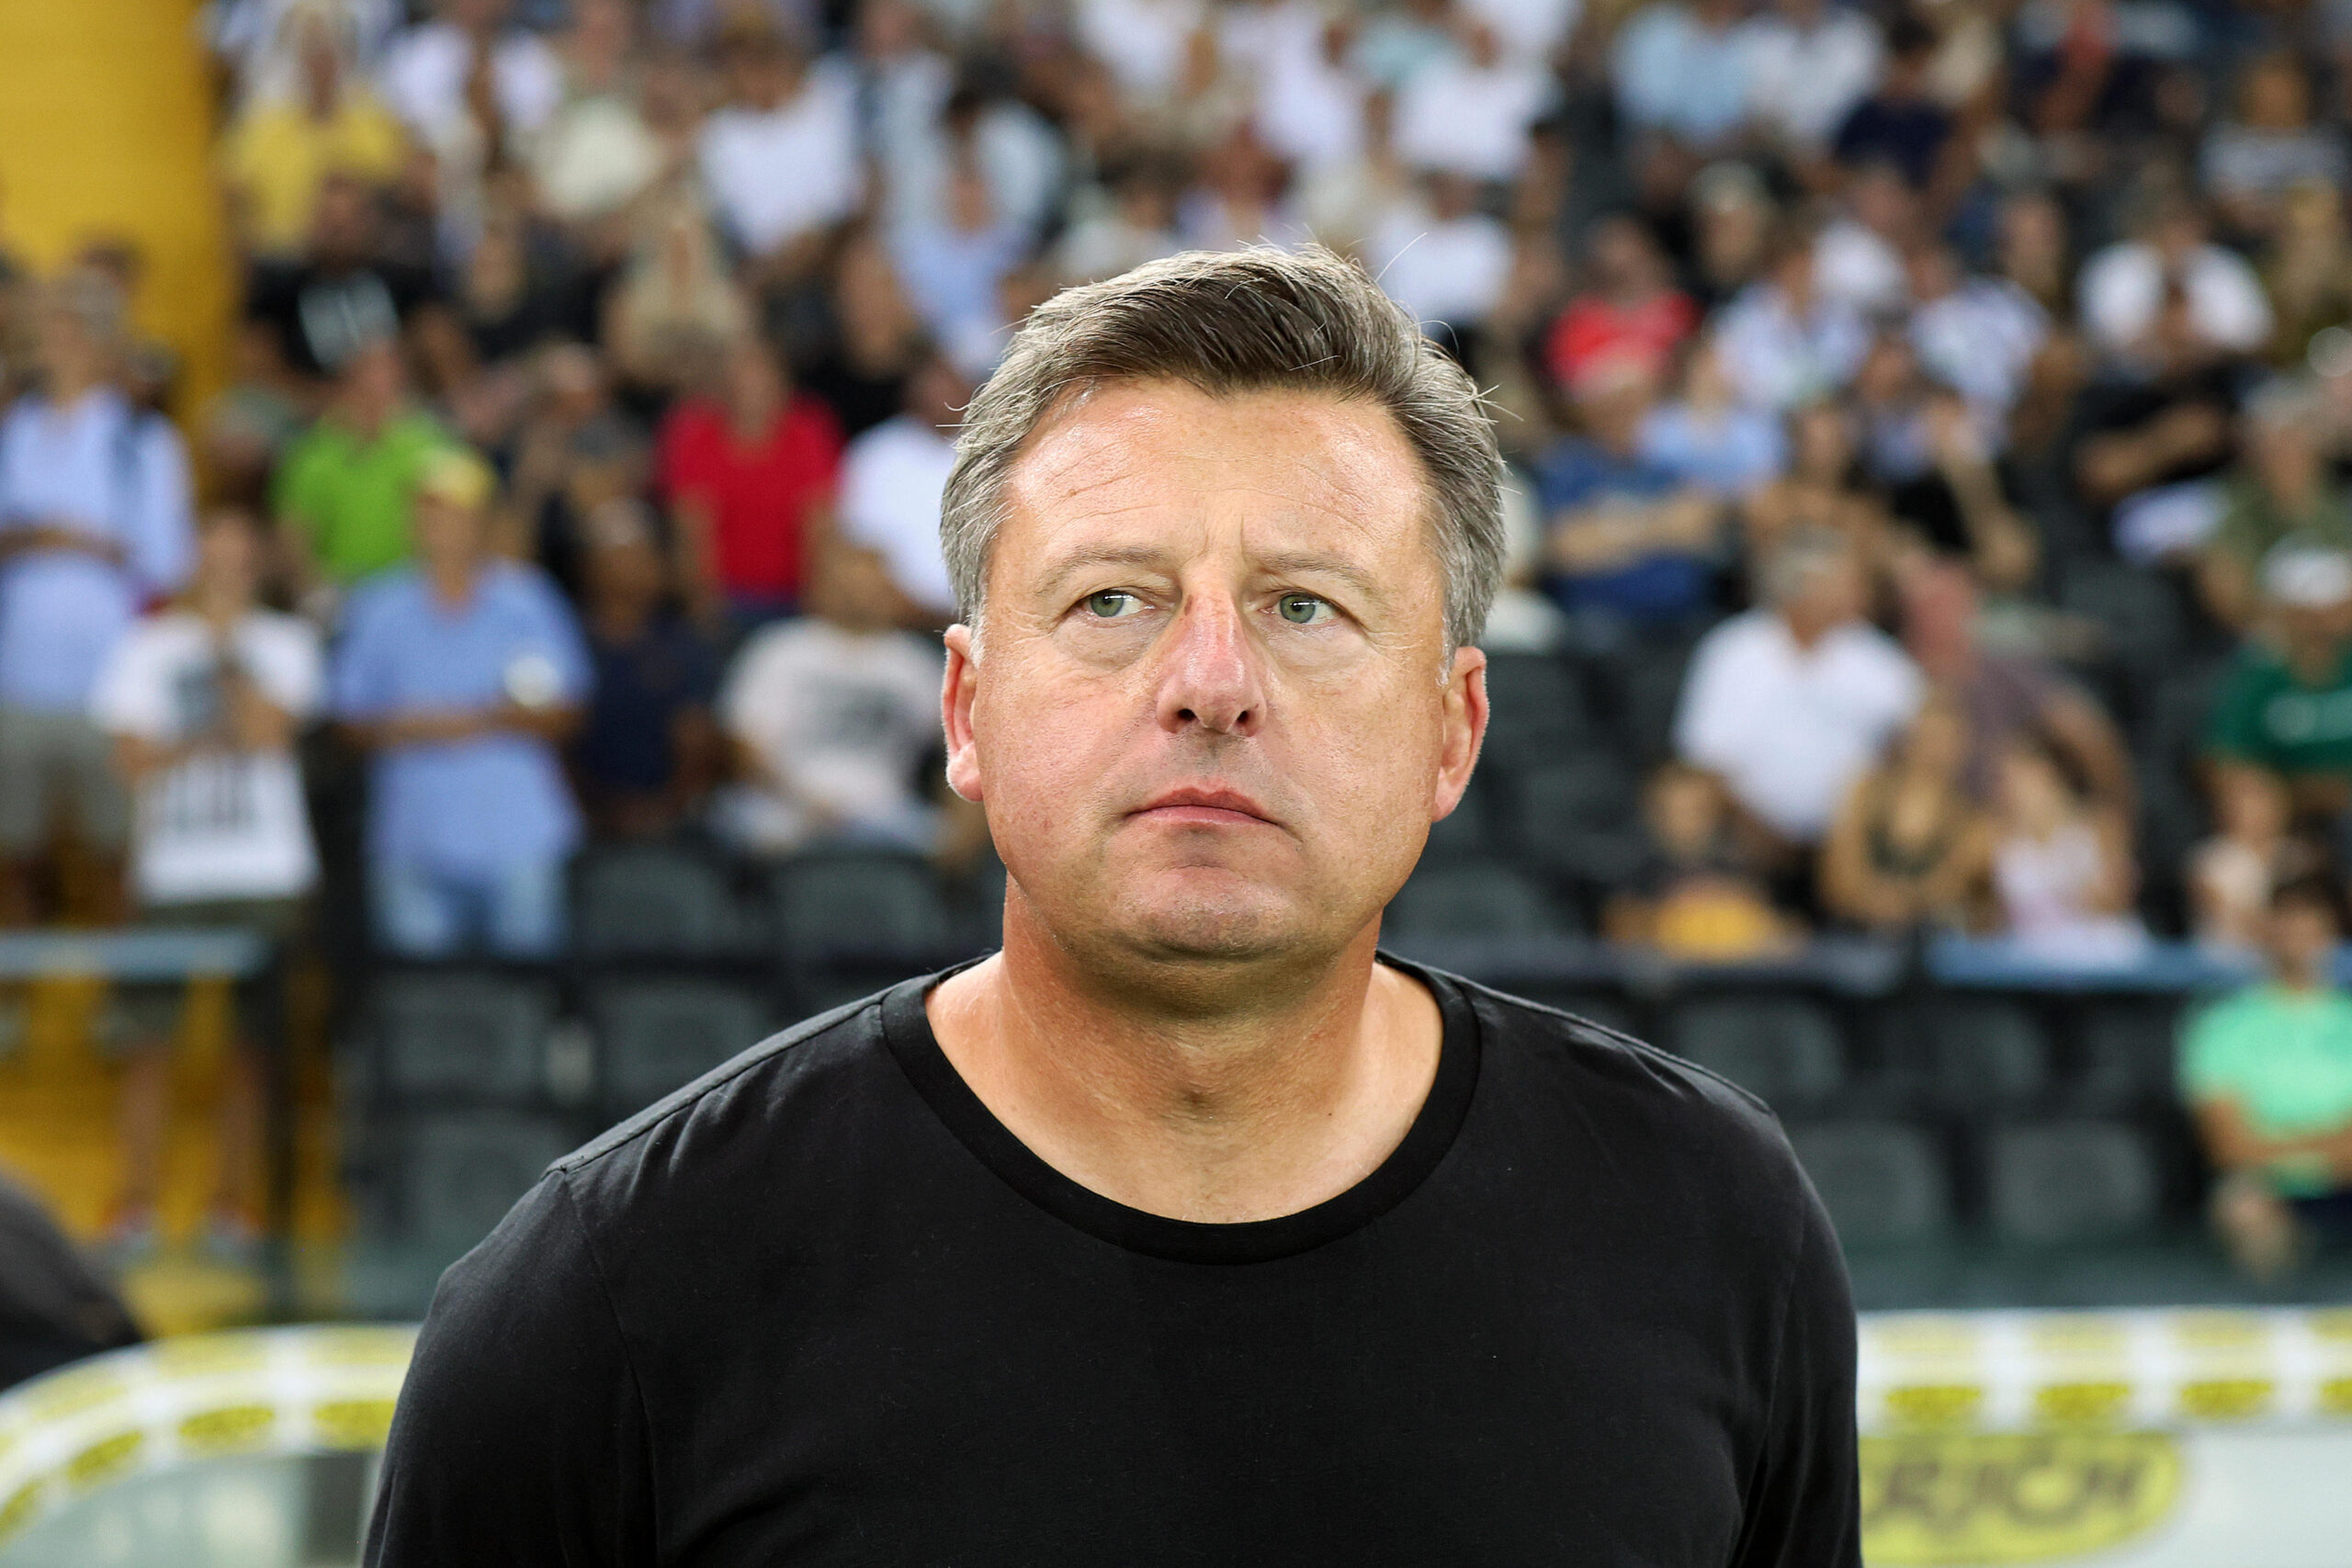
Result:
[273, 409, 447, 585]
[269, 339, 448, 588]
[2182, 984, 2352, 1195]
[2204, 637, 2352, 778]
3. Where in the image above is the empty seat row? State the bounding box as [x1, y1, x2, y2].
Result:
[1789, 1118, 2167, 1248]
[362, 973, 782, 1122]
[571, 846, 999, 963]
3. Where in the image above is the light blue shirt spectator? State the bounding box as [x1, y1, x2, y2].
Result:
[0, 388, 194, 714]
[1610, 0, 1756, 144]
[332, 560, 592, 881]
[1638, 400, 1788, 499]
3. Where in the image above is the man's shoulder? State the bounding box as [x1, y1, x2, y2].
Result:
[1445, 971, 1797, 1175]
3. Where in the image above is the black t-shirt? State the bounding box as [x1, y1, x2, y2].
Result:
[245, 257, 443, 376]
[367, 962, 1860, 1567]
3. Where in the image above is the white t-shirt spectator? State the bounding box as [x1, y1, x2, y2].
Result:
[1462, 0, 1583, 61]
[1910, 276, 2048, 418]
[1713, 282, 1870, 412]
[1367, 204, 1515, 332]
[90, 610, 322, 906]
[1813, 217, 1905, 315]
[1673, 608, 1924, 842]
[1076, 0, 1204, 103]
[840, 415, 959, 617]
[1737, 7, 1881, 147]
[1244, 0, 1367, 171]
[2076, 240, 2274, 358]
[699, 60, 865, 256]
[718, 619, 944, 853]
[1391, 51, 1553, 182]
[1610, 2, 1756, 144]
[377, 19, 562, 141]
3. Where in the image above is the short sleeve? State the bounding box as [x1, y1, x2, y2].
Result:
[365, 1173, 656, 1567]
[2178, 998, 2247, 1104]
[126, 418, 197, 597]
[517, 571, 594, 705]
[88, 626, 166, 738]
[2202, 660, 2267, 763]
[251, 618, 327, 721]
[1728, 1188, 1861, 1568]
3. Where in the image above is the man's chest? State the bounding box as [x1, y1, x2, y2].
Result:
[628, 1255, 1758, 1566]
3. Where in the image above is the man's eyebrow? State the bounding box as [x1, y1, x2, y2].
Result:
[1254, 550, 1386, 604]
[1035, 544, 1179, 600]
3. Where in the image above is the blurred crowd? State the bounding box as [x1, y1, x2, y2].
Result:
[6, 0, 2352, 1252]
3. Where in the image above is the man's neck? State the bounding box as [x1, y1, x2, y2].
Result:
[427, 559, 480, 607]
[925, 909, 1442, 1224]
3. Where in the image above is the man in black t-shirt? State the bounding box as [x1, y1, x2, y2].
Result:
[368, 248, 1860, 1567]
[244, 173, 454, 382]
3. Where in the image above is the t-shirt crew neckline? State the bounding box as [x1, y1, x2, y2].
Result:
[879, 955, 1482, 1267]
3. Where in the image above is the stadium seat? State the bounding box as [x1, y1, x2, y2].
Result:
[589, 978, 773, 1119]
[1424, 774, 1493, 859]
[401, 1110, 577, 1254]
[2057, 561, 2186, 673]
[1385, 860, 1569, 940]
[1596, 634, 1698, 765]
[1890, 998, 2049, 1113]
[1785, 1121, 1951, 1247]
[773, 850, 954, 962]
[1504, 756, 1644, 885]
[574, 845, 746, 958]
[1668, 995, 1844, 1113]
[1984, 1121, 2161, 1246]
[1479, 653, 1589, 770]
[372, 974, 555, 1104]
[2073, 1000, 2186, 1111]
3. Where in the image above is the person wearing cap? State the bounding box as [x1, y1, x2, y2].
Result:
[331, 447, 591, 955]
[2206, 540, 2352, 820]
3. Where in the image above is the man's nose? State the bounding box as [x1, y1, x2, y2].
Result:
[1156, 593, 1265, 738]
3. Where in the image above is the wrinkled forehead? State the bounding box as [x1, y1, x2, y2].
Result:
[992, 380, 1442, 593]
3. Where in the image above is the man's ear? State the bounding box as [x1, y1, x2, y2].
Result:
[1430, 645, 1487, 823]
[942, 623, 985, 803]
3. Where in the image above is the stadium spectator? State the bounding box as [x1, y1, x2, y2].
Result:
[657, 333, 842, 626]
[217, 2, 408, 259]
[2263, 180, 2352, 371]
[1635, 334, 1785, 502]
[199, 321, 309, 513]
[1682, 161, 1775, 310]
[1365, 171, 1513, 346]
[1054, 156, 1183, 287]
[1544, 214, 1696, 398]
[1737, 0, 1882, 157]
[331, 448, 588, 955]
[889, 154, 1027, 379]
[1878, 382, 2043, 593]
[1609, 0, 1755, 154]
[2189, 766, 2318, 956]
[272, 335, 449, 598]
[1713, 221, 1869, 413]
[2073, 290, 2242, 561]
[1389, 20, 1551, 184]
[1812, 162, 1914, 317]
[1902, 562, 2133, 813]
[1536, 358, 1724, 629]
[0, 276, 195, 928]
[1741, 400, 1886, 571]
[696, 12, 862, 284]
[1905, 241, 2050, 428]
[1829, 16, 1957, 196]
[2182, 874, 2352, 1280]
[246, 170, 460, 383]
[90, 507, 322, 1258]
[2206, 543, 2352, 818]
[797, 228, 927, 441]
[1675, 527, 1924, 850]
[2197, 378, 2350, 630]
[837, 350, 963, 626]
[2078, 187, 2273, 365]
[569, 498, 718, 840]
[714, 541, 946, 855]
[602, 201, 752, 403]
[377, 0, 562, 152]
[1986, 735, 2146, 962]
[527, 0, 665, 227]
[2199, 53, 2347, 241]
[1605, 761, 1800, 959]
[1820, 691, 1991, 933]
[507, 342, 649, 597]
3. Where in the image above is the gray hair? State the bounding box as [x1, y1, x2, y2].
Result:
[939, 245, 1506, 651]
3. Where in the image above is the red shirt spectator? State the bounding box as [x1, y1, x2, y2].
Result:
[658, 339, 843, 611]
[1545, 214, 1698, 396]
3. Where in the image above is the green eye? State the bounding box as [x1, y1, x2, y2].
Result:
[1277, 594, 1326, 625]
[1086, 591, 1138, 618]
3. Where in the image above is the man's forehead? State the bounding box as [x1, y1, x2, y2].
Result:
[999, 381, 1431, 560]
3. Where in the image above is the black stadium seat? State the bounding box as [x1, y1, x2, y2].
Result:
[574, 845, 745, 959]
[1478, 652, 1589, 771]
[1984, 1121, 2161, 1246]
[1786, 1120, 1951, 1248]
[401, 1111, 577, 1254]
[773, 850, 954, 962]
[1386, 860, 1569, 940]
[372, 974, 555, 1105]
[589, 978, 773, 1119]
[1669, 995, 1844, 1114]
